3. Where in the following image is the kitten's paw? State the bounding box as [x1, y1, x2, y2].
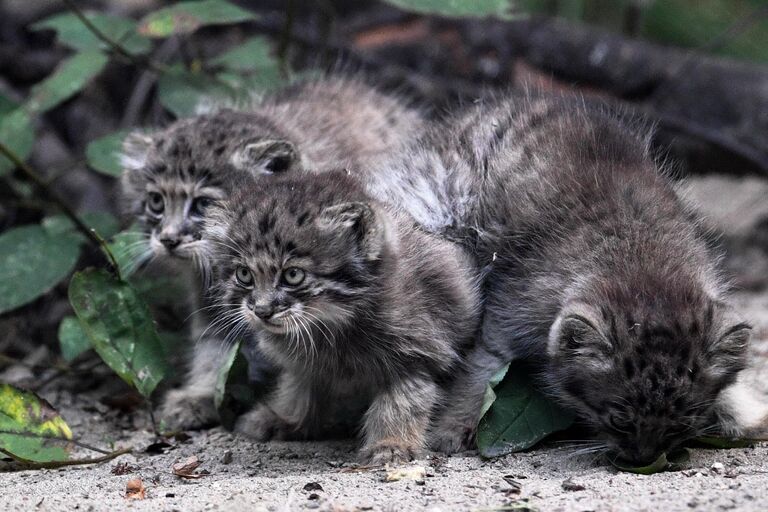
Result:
[429, 421, 476, 453]
[361, 439, 418, 466]
[235, 405, 295, 441]
[158, 389, 218, 431]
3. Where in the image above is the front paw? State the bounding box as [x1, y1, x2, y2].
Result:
[430, 420, 476, 453]
[159, 389, 218, 431]
[235, 404, 296, 441]
[361, 439, 418, 466]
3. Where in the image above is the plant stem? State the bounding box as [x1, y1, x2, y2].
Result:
[60, 0, 168, 74]
[0, 447, 132, 469]
[0, 141, 119, 274]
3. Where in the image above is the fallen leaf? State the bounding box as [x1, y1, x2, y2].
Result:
[125, 478, 146, 499]
[384, 465, 426, 482]
[172, 455, 206, 479]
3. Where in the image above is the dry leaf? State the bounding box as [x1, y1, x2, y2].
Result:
[172, 455, 206, 479]
[125, 478, 146, 499]
[384, 465, 426, 482]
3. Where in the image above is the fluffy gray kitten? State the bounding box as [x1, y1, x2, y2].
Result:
[204, 171, 481, 464]
[118, 76, 425, 430]
[364, 93, 752, 464]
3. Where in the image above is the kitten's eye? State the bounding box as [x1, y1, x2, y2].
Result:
[191, 197, 213, 216]
[235, 266, 254, 288]
[147, 192, 164, 215]
[282, 267, 305, 286]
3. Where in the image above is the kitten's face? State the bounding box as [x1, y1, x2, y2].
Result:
[120, 110, 300, 266]
[549, 300, 750, 465]
[208, 175, 382, 354]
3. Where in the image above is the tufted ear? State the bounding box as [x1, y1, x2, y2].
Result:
[120, 132, 153, 171]
[316, 202, 384, 261]
[707, 310, 751, 379]
[231, 139, 298, 175]
[548, 304, 612, 368]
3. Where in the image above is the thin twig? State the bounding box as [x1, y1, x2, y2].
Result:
[60, 0, 168, 74]
[0, 141, 119, 273]
[0, 447, 132, 469]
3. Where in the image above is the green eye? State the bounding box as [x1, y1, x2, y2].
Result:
[235, 266, 254, 288]
[147, 192, 164, 214]
[282, 267, 305, 286]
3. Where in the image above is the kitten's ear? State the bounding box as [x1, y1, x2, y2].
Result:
[232, 140, 298, 175]
[317, 202, 384, 261]
[707, 308, 751, 379]
[120, 132, 153, 171]
[548, 305, 612, 365]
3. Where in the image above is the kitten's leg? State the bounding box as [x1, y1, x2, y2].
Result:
[159, 338, 226, 430]
[430, 344, 509, 453]
[235, 371, 313, 441]
[360, 374, 438, 465]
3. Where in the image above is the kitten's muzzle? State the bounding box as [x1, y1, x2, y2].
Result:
[250, 303, 275, 320]
[160, 236, 182, 250]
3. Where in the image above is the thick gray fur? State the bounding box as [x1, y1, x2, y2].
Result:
[363, 92, 751, 463]
[204, 171, 481, 464]
[118, 76, 426, 430]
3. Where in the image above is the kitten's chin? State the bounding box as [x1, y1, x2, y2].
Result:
[252, 317, 288, 334]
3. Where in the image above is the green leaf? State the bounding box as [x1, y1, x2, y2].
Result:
[86, 130, 129, 177]
[42, 212, 120, 241]
[476, 362, 575, 457]
[0, 108, 35, 176]
[479, 363, 509, 420]
[138, 0, 257, 38]
[158, 67, 237, 117]
[26, 50, 109, 114]
[0, 225, 81, 314]
[382, 0, 514, 18]
[32, 12, 151, 55]
[0, 93, 17, 116]
[610, 448, 691, 474]
[212, 35, 280, 73]
[0, 383, 73, 463]
[68, 268, 170, 397]
[58, 316, 91, 362]
[214, 339, 257, 430]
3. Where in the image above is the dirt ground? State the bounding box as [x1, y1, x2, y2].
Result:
[2, 176, 768, 512]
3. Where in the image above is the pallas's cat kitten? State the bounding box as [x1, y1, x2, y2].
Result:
[369, 94, 752, 464]
[205, 171, 480, 464]
[119, 76, 425, 430]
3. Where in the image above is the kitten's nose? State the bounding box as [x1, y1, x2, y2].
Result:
[160, 236, 181, 250]
[251, 304, 274, 320]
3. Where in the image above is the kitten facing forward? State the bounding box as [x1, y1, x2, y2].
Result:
[119, 76, 425, 430]
[205, 171, 480, 464]
[367, 94, 751, 465]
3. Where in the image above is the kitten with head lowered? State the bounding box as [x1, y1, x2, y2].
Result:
[204, 171, 481, 464]
[118, 76, 425, 430]
[365, 94, 752, 465]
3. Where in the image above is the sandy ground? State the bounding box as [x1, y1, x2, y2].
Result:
[2, 176, 768, 512]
